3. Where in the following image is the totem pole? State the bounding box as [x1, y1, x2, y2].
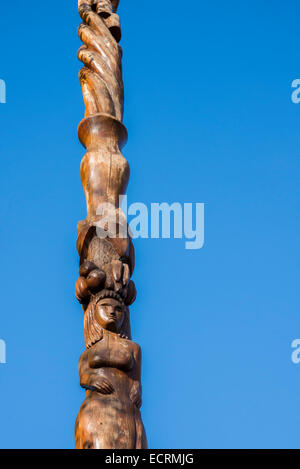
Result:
[74, 0, 148, 449]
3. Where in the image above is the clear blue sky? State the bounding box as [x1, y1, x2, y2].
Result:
[0, 0, 299, 449]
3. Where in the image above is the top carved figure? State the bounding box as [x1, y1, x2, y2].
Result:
[78, 0, 124, 120]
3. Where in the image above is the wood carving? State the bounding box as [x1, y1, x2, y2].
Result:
[75, 0, 148, 449]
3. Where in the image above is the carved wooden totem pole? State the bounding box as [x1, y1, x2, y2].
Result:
[75, 0, 148, 449]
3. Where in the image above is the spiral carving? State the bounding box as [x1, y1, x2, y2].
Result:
[78, 0, 124, 121]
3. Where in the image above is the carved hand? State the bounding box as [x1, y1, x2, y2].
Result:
[92, 377, 114, 395]
[105, 259, 130, 293]
[119, 333, 129, 340]
[130, 383, 142, 409]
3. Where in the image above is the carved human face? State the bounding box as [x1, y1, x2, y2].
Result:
[95, 297, 124, 333]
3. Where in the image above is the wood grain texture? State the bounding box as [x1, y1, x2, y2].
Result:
[75, 0, 147, 449]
